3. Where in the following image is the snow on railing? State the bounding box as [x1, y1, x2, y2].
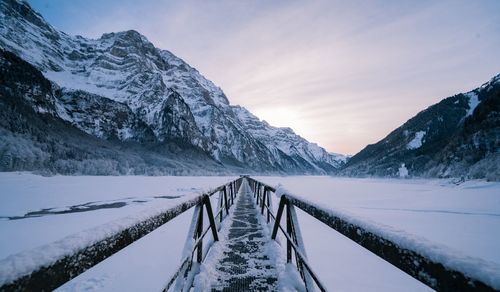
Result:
[247, 177, 500, 292]
[0, 177, 243, 292]
[166, 178, 240, 291]
[249, 177, 324, 291]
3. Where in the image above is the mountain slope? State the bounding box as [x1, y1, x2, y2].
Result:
[232, 106, 346, 173]
[0, 49, 226, 175]
[0, 0, 345, 174]
[341, 74, 500, 180]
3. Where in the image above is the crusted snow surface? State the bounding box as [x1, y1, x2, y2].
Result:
[258, 176, 500, 291]
[407, 131, 426, 150]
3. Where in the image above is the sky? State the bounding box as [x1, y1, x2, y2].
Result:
[28, 0, 500, 154]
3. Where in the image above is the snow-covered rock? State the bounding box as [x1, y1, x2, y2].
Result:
[406, 131, 426, 150]
[0, 0, 346, 174]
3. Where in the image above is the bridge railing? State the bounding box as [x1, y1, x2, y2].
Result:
[0, 177, 243, 292]
[165, 177, 242, 291]
[248, 177, 325, 292]
[247, 177, 499, 292]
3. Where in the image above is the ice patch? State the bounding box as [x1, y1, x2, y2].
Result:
[407, 131, 426, 150]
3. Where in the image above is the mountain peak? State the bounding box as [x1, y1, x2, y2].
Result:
[100, 30, 151, 45]
[0, 1, 347, 175]
[479, 73, 500, 92]
[1, 0, 57, 36]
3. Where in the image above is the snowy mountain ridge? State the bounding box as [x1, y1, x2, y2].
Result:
[0, 0, 346, 174]
[341, 73, 500, 180]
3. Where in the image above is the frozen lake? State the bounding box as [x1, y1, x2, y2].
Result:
[0, 173, 499, 291]
[256, 176, 500, 291]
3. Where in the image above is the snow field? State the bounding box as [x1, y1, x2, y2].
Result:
[258, 176, 500, 291]
[1, 174, 499, 291]
[0, 173, 236, 289]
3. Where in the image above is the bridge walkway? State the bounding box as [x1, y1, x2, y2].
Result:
[205, 180, 278, 291]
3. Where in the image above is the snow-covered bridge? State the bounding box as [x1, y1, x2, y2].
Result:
[195, 181, 278, 290]
[0, 177, 498, 291]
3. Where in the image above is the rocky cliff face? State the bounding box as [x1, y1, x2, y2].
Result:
[341, 74, 500, 180]
[0, 0, 346, 174]
[0, 49, 227, 175]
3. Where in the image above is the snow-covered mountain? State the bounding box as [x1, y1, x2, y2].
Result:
[341, 74, 500, 180]
[232, 106, 347, 172]
[0, 0, 346, 174]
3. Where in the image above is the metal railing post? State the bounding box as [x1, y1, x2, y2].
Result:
[196, 204, 204, 263]
[231, 182, 235, 205]
[255, 182, 259, 202]
[286, 202, 292, 263]
[232, 182, 236, 202]
[219, 191, 223, 223]
[261, 187, 266, 215]
[266, 192, 271, 223]
[203, 195, 219, 242]
[272, 196, 286, 239]
[223, 187, 229, 215]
